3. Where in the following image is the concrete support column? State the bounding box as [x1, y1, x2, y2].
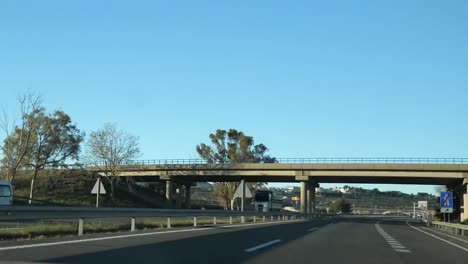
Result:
[166, 180, 175, 208]
[311, 183, 317, 217]
[166, 180, 173, 201]
[307, 183, 312, 215]
[185, 184, 192, 209]
[175, 185, 182, 208]
[300, 181, 307, 214]
[461, 179, 468, 222]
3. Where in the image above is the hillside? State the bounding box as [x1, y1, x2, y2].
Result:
[8, 170, 167, 208]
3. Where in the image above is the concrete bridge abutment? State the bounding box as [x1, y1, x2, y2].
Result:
[461, 178, 468, 222]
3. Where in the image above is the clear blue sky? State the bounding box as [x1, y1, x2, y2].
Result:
[1, 0, 467, 195]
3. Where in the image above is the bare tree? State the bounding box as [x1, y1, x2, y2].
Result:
[0, 91, 41, 182]
[85, 123, 140, 199]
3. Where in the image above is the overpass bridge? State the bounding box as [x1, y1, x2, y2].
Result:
[86, 158, 468, 222]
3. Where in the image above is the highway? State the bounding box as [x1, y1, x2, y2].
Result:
[0, 216, 467, 263]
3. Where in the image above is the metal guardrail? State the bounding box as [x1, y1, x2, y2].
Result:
[431, 221, 468, 236]
[0, 206, 300, 221]
[0, 206, 302, 237]
[85, 157, 468, 167]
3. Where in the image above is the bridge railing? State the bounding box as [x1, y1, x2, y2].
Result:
[277, 157, 468, 164]
[85, 157, 468, 167]
[10, 158, 468, 170]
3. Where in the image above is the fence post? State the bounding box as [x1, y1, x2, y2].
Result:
[78, 219, 84, 236]
[229, 216, 233, 225]
[167, 217, 171, 228]
[271, 215, 274, 222]
[193, 217, 197, 227]
[278, 215, 281, 221]
[213, 216, 217, 225]
[253, 216, 256, 223]
[263, 215, 266, 222]
[241, 216, 245, 223]
[131, 217, 136, 232]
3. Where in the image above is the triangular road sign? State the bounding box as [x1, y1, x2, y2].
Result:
[233, 182, 253, 198]
[91, 179, 106, 194]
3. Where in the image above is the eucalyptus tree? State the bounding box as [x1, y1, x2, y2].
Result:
[24, 109, 84, 204]
[196, 129, 276, 209]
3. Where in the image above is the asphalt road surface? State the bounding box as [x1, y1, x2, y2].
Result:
[0, 216, 467, 263]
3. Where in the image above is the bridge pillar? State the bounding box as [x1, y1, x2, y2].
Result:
[175, 185, 182, 208]
[307, 183, 312, 215]
[300, 181, 307, 214]
[185, 183, 192, 209]
[311, 183, 317, 217]
[307, 182, 317, 218]
[166, 180, 173, 206]
[461, 179, 468, 222]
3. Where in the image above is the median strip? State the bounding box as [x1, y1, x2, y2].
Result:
[245, 239, 282, 253]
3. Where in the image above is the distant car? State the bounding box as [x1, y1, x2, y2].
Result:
[0, 181, 13, 205]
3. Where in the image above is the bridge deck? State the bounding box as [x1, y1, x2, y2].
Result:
[88, 163, 468, 185]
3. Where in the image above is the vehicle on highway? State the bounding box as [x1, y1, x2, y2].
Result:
[0, 181, 13, 206]
[254, 190, 282, 212]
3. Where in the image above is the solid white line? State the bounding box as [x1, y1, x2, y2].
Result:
[421, 227, 468, 244]
[245, 239, 282, 253]
[0, 220, 301, 251]
[307, 228, 319, 232]
[406, 221, 468, 253]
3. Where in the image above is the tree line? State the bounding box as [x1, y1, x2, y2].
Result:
[0, 91, 276, 206]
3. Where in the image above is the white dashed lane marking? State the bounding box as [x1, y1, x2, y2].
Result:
[375, 222, 411, 254]
[245, 239, 282, 253]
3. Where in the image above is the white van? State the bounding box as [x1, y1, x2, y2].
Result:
[0, 181, 13, 205]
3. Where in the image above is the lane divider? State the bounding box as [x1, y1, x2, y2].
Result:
[307, 228, 319, 232]
[406, 221, 468, 253]
[375, 221, 411, 254]
[245, 239, 282, 253]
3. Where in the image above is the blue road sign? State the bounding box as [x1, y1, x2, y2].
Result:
[440, 191, 453, 213]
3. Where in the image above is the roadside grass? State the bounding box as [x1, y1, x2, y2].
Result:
[0, 217, 261, 240]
